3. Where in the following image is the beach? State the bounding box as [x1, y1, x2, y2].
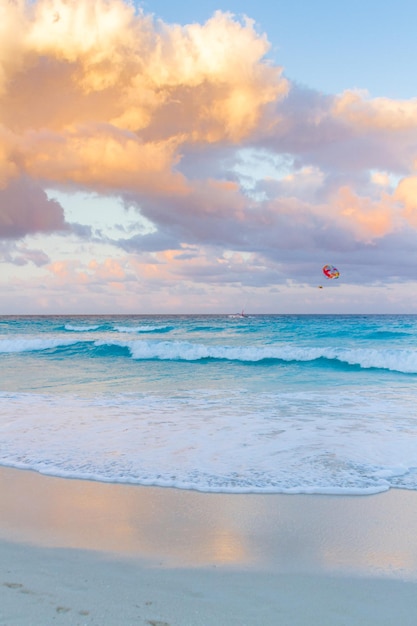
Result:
[1, 467, 417, 625]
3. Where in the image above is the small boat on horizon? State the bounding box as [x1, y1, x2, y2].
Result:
[228, 309, 249, 319]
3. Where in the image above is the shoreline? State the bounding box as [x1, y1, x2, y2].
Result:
[2, 466, 417, 624]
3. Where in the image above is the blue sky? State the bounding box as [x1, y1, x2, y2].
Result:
[1, 0, 417, 314]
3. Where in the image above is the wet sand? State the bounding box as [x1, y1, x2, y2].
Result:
[1, 466, 417, 625]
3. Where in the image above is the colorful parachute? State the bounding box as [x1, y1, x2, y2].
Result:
[322, 264, 340, 279]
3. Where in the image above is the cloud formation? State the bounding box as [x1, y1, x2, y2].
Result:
[1, 2, 285, 188]
[0, 175, 69, 238]
[1, 0, 417, 312]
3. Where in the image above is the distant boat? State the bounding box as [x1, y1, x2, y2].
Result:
[228, 309, 249, 319]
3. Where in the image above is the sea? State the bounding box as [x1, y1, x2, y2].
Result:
[1, 313, 417, 496]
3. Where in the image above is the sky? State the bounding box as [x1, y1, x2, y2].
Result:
[1, 0, 417, 314]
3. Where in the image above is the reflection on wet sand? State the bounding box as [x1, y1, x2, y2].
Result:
[1, 466, 417, 580]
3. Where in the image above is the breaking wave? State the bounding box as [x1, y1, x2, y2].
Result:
[1, 335, 417, 374]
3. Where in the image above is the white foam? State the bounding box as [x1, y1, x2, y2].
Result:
[1, 387, 416, 495]
[114, 325, 170, 333]
[64, 324, 100, 332]
[92, 338, 417, 373]
[0, 337, 80, 353]
[3, 329, 417, 374]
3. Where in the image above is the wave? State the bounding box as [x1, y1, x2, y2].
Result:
[63, 323, 173, 334]
[98, 339, 417, 374]
[2, 336, 417, 374]
[0, 459, 391, 496]
[0, 337, 81, 353]
[364, 330, 412, 340]
[64, 324, 100, 332]
[114, 325, 173, 334]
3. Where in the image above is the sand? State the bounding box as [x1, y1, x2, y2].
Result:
[1, 467, 417, 625]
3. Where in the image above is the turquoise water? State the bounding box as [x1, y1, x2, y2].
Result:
[1, 314, 417, 494]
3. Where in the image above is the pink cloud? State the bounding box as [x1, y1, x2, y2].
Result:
[395, 175, 417, 227]
[1, 2, 286, 198]
[0, 176, 70, 238]
[333, 90, 417, 131]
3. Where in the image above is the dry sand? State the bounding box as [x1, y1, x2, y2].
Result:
[1, 466, 417, 625]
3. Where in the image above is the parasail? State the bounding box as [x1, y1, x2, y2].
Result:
[322, 264, 340, 279]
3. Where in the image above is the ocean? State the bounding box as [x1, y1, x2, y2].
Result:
[1, 313, 417, 495]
